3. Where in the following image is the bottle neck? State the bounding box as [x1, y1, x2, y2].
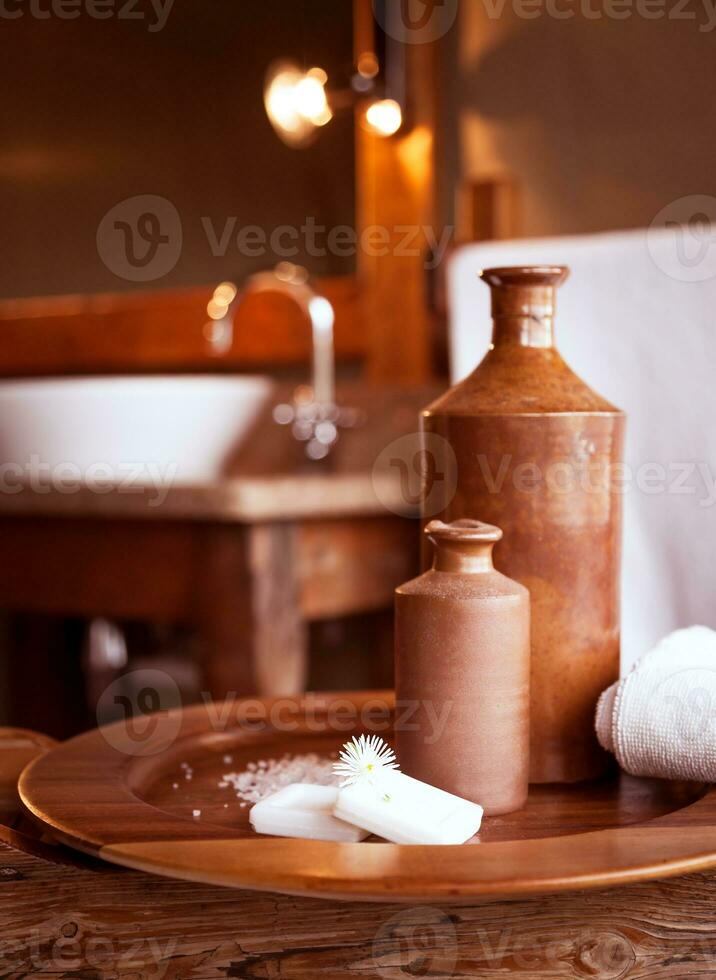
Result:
[488, 280, 556, 349]
[433, 542, 495, 574]
[491, 312, 554, 349]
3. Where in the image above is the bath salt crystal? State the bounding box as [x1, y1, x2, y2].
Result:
[221, 753, 340, 804]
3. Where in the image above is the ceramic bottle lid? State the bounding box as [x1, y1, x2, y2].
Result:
[425, 518, 502, 573]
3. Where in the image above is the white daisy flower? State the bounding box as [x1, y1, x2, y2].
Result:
[333, 734, 399, 787]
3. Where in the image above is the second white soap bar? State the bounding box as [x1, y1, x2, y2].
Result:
[250, 784, 369, 842]
[334, 771, 483, 845]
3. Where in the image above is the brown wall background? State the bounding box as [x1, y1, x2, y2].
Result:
[6, 0, 712, 298]
[0, 0, 355, 300]
[458, 0, 716, 237]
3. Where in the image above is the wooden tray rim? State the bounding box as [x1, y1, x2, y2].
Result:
[18, 692, 716, 903]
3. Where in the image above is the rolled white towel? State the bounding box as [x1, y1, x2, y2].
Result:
[595, 626, 716, 782]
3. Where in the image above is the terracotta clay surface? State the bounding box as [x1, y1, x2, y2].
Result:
[423, 267, 625, 783]
[395, 519, 530, 815]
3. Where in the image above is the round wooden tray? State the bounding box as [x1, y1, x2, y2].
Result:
[18, 692, 716, 903]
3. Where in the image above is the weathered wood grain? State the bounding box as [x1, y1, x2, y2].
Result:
[3, 844, 716, 978]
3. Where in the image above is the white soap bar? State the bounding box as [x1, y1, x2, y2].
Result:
[249, 784, 369, 842]
[333, 771, 483, 845]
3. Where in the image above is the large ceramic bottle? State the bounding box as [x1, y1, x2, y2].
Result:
[422, 267, 625, 783]
[395, 519, 530, 816]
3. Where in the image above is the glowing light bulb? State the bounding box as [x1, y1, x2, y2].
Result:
[264, 61, 333, 148]
[294, 76, 329, 123]
[364, 99, 403, 137]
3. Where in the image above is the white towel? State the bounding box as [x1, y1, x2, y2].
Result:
[595, 626, 716, 781]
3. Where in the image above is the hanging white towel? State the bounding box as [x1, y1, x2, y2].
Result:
[595, 626, 716, 781]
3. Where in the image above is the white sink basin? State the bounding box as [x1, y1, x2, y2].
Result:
[0, 375, 274, 486]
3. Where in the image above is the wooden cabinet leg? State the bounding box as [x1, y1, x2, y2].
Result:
[248, 523, 308, 697]
[197, 524, 308, 700]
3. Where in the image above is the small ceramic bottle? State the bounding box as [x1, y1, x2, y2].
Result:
[395, 519, 530, 816]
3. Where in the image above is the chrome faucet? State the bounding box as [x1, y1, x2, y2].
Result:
[203, 262, 360, 459]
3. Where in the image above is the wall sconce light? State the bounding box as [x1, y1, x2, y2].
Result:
[264, 19, 407, 149]
[264, 63, 334, 149]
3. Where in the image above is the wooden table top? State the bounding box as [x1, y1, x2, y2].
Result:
[6, 725, 716, 976]
[0, 383, 439, 524]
